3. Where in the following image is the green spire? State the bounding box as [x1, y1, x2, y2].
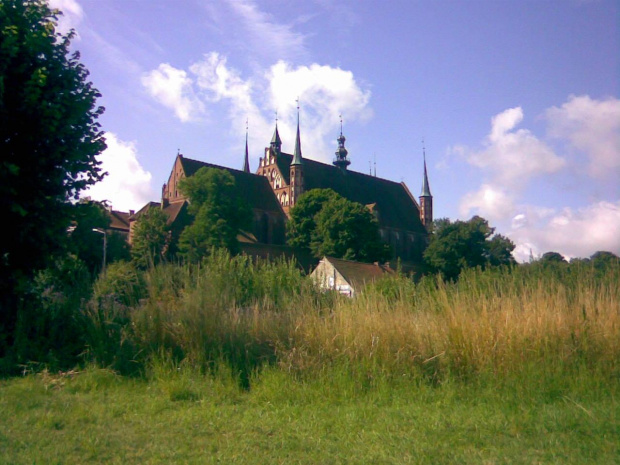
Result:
[291, 102, 303, 166]
[421, 147, 431, 197]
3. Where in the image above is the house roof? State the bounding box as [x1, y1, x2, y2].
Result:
[322, 256, 394, 289]
[108, 210, 130, 232]
[275, 153, 426, 232]
[178, 156, 284, 214]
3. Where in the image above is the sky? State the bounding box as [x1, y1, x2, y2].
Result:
[48, 0, 619, 261]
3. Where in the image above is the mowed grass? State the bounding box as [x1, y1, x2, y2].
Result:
[1, 366, 617, 464]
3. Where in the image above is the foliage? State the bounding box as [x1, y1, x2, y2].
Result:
[0, 0, 105, 349]
[178, 167, 252, 261]
[130, 206, 170, 268]
[540, 251, 567, 263]
[69, 200, 130, 273]
[286, 188, 339, 250]
[4, 254, 93, 374]
[287, 188, 392, 263]
[589, 250, 618, 268]
[423, 216, 515, 280]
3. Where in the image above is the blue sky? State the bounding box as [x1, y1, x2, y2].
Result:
[49, 0, 619, 261]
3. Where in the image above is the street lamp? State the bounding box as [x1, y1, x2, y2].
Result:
[92, 228, 107, 272]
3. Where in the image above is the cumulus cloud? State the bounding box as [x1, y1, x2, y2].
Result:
[83, 133, 155, 212]
[459, 184, 515, 222]
[509, 201, 620, 261]
[49, 0, 84, 36]
[546, 95, 620, 180]
[143, 54, 371, 163]
[458, 97, 619, 262]
[466, 106, 565, 188]
[141, 64, 205, 122]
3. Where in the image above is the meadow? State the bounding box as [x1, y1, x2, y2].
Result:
[1, 252, 618, 463]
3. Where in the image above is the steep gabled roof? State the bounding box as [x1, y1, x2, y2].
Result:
[108, 210, 130, 232]
[323, 256, 394, 289]
[178, 156, 284, 214]
[275, 153, 426, 233]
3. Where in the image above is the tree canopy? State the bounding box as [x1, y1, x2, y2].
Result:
[130, 206, 170, 268]
[287, 189, 392, 263]
[178, 167, 252, 261]
[0, 0, 105, 341]
[423, 216, 515, 280]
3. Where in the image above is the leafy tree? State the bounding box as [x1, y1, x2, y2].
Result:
[0, 1, 105, 348]
[131, 207, 170, 268]
[589, 251, 619, 269]
[423, 216, 515, 280]
[286, 188, 339, 250]
[287, 189, 391, 263]
[540, 251, 567, 263]
[178, 167, 252, 261]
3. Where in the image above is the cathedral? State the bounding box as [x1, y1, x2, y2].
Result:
[132, 112, 433, 270]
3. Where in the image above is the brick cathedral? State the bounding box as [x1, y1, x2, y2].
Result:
[131, 112, 433, 270]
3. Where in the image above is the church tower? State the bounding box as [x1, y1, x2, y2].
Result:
[333, 116, 351, 170]
[419, 146, 433, 229]
[270, 118, 282, 156]
[289, 102, 304, 206]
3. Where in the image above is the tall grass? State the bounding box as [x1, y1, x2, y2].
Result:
[84, 253, 619, 391]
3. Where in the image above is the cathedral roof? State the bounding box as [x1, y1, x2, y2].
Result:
[275, 153, 426, 233]
[178, 156, 284, 214]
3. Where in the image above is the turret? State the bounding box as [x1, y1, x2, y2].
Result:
[333, 116, 351, 170]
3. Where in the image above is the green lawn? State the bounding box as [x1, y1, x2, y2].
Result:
[1, 368, 617, 464]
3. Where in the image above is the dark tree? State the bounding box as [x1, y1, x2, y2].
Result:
[540, 251, 567, 263]
[130, 206, 170, 268]
[178, 167, 252, 261]
[286, 188, 339, 250]
[0, 1, 105, 346]
[287, 189, 391, 263]
[423, 216, 515, 280]
[589, 251, 619, 269]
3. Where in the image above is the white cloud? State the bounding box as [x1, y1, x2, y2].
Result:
[466, 106, 565, 188]
[264, 61, 372, 162]
[509, 201, 620, 261]
[457, 97, 619, 262]
[546, 95, 620, 180]
[141, 64, 205, 122]
[459, 184, 515, 222]
[143, 54, 372, 164]
[83, 133, 155, 212]
[49, 0, 84, 36]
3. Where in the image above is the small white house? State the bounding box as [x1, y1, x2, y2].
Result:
[310, 256, 395, 297]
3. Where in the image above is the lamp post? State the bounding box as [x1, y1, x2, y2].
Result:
[92, 228, 107, 272]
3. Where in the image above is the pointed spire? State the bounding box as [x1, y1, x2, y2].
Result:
[270, 111, 282, 154]
[243, 119, 250, 173]
[291, 99, 303, 166]
[421, 142, 432, 197]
